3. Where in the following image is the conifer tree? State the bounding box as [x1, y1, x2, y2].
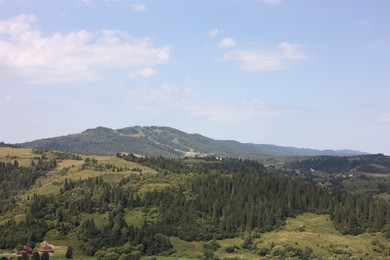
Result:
[65, 246, 73, 259]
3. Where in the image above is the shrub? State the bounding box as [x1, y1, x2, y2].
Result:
[225, 246, 236, 253]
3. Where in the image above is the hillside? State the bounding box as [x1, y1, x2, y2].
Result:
[20, 126, 365, 158]
[0, 147, 389, 259]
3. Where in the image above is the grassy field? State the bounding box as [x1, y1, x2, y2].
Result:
[0, 147, 35, 167]
[22, 153, 157, 198]
[342, 174, 390, 194]
[256, 213, 389, 259]
[44, 230, 97, 260]
[165, 213, 390, 259]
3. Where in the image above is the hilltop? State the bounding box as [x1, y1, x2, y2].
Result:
[20, 126, 365, 158]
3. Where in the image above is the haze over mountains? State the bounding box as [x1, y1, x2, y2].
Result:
[20, 126, 365, 158]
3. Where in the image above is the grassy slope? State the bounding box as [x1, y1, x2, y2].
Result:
[260, 213, 389, 258]
[0, 147, 159, 259]
[24, 154, 157, 197]
[0, 147, 35, 167]
[167, 213, 390, 259]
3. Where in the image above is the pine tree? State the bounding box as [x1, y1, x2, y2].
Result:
[41, 252, 50, 260]
[20, 253, 29, 260]
[31, 251, 41, 260]
[65, 246, 73, 259]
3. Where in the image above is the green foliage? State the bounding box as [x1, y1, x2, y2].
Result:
[287, 154, 390, 173]
[0, 141, 20, 148]
[94, 243, 142, 260]
[31, 251, 41, 260]
[224, 245, 238, 253]
[120, 154, 266, 175]
[203, 248, 215, 260]
[255, 244, 314, 259]
[0, 156, 56, 204]
[383, 224, 390, 240]
[20, 253, 29, 260]
[41, 252, 50, 260]
[241, 235, 253, 250]
[203, 240, 220, 252]
[257, 243, 272, 256]
[65, 245, 73, 259]
[295, 225, 305, 232]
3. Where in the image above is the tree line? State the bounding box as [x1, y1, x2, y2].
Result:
[286, 154, 390, 173]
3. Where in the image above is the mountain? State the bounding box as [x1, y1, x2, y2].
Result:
[20, 126, 366, 158]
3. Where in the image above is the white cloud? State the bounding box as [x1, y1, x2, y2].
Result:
[0, 95, 19, 109]
[81, 0, 93, 6]
[223, 42, 310, 71]
[376, 113, 390, 123]
[124, 85, 294, 123]
[103, 0, 148, 11]
[128, 84, 181, 102]
[133, 3, 148, 12]
[0, 14, 170, 84]
[208, 28, 221, 38]
[126, 84, 187, 115]
[259, 0, 281, 5]
[217, 37, 236, 48]
[186, 99, 279, 124]
[128, 68, 156, 78]
[359, 19, 370, 28]
[103, 0, 119, 7]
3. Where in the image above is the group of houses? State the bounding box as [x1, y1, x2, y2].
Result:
[16, 245, 54, 257]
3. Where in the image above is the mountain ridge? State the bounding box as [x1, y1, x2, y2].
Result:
[20, 126, 366, 158]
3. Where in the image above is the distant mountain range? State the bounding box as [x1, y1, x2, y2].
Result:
[20, 126, 366, 158]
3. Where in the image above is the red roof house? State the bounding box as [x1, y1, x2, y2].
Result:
[40, 245, 54, 254]
[17, 245, 34, 256]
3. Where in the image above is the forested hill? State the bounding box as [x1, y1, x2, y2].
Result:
[20, 126, 365, 158]
[286, 153, 390, 173]
[1, 147, 389, 259]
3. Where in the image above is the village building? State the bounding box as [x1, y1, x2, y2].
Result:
[40, 245, 54, 255]
[16, 245, 34, 256]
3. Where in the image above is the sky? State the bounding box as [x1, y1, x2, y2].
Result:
[0, 0, 390, 154]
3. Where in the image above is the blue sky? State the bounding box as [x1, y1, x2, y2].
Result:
[1, 0, 389, 154]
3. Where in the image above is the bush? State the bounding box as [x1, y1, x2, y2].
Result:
[257, 244, 271, 256]
[294, 225, 305, 232]
[225, 246, 236, 253]
[203, 248, 215, 260]
[241, 235, 253, 250]
[271, 245, 286, 256]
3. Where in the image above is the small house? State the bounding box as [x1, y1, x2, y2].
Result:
[40, 245, 54, 255]
[17, 245, 34, 256]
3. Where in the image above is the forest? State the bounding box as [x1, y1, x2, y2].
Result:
[285, 153, 390, 173]
[0, 147, 389, 259]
